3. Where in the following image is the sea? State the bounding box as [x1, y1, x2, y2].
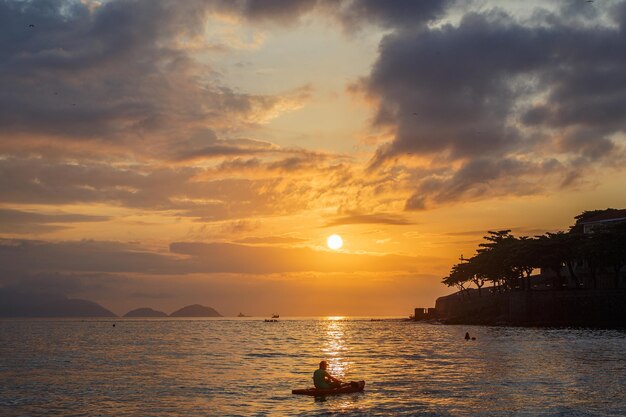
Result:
[1, 318, 625, 416]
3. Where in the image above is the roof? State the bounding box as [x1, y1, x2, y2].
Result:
[580, 209, 626, 224]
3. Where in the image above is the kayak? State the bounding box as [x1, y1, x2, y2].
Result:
[292, 380, 365, 396]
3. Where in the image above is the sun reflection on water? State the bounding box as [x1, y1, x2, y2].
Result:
[321, 318, 349, 379]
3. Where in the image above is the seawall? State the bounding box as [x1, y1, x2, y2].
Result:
[435, 289, 626, 327]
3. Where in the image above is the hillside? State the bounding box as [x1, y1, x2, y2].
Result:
[169, 304, 222, 317]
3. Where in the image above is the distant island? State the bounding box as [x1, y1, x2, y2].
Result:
[418, 208, 626, 327]
[124, 307, 168, 317]
[0, 288, 223, 318]
[169, 304, 222, 317]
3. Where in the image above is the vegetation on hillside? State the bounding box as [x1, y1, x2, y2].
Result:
[442, 210, 626, 295]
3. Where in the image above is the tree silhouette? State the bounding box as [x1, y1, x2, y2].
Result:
[442, 209, 626, 295]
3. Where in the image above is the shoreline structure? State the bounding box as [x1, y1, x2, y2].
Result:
[417, 208, 626, 327]
[429, 288, 626, 327]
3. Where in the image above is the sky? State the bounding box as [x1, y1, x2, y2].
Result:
[1, 0, 626, 316]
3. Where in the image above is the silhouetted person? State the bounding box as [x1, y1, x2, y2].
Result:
[465, 332, 470, 340]
[313, 360, 345, 389]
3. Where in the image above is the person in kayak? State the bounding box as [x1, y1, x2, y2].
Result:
[313, 360, 345, 389]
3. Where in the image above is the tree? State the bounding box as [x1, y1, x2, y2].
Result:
[543, 232, 582, 288]
[509, 236, 537, 290]
[475, 230, 520, 292]
[442, 263, 472, 297]
[592, 222, 626, 288]
[533, 233, 567, 289]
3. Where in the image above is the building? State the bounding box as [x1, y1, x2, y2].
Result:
[579, 209, 626, 234]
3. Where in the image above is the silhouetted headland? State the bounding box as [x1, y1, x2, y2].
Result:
[124, 307, 168, 317]
[416, 209, 626, 327]
[169, 304, 222, 317]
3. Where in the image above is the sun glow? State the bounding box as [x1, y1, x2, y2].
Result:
[327, 234, 343, 250]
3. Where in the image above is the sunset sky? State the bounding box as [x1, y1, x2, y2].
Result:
[2, 0, 626, 316]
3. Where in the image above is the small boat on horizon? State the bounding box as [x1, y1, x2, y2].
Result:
[271, 314, 279, 318]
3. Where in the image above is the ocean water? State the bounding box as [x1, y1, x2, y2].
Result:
[1, 318, 625, 416]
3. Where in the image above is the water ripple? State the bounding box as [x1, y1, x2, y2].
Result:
[0, 319, 624, 416]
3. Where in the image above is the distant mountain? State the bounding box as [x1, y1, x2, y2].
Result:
[169, 304, 222, 317]
[0, 288, 116, 317]
[124, 307, 167, 317]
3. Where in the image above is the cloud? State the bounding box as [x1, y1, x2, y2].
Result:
[215, 0, 318, 25]
[325, 211, 414, 227]
[234, 236, 307, 244]
[0, 239, 180, 276]
[166, 130, 279, 162]
[0, 270, 124, 297]
[0, 238, 425, 278]
[404, 157, 567, 210]
[170, 241, 420, 273]
[0, 208, 109, 234]
[358, 3, 626, 208]
[0, 155, 351, 221]
[213, 0, 451, 31]
[0, 0, 310, 161]
[332, 0, 453, 32]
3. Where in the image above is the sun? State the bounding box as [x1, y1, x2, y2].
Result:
[327, 234, 343, 250]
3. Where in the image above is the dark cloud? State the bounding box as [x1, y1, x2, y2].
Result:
[404, 157, 565, 210]
[214, 0, 451, 30]
[0, 208, 109, 234]
[237, 0, 318, 23]
[366, 12, 546, 163]
[168, 131, 279, 162]
[325, 211, 414, 227]
[0, 238, 423, 277]
[0, 239, 180, 276]
[360, 3, 626, 208]
[234, 236, 307, 244]
[0, 271, 123, 297]
[333, 0, 453, 32]
[0, 0, 309, 158]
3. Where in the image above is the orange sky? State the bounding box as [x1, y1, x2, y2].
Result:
[1, 0, 626, 316]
